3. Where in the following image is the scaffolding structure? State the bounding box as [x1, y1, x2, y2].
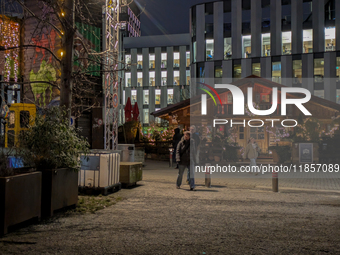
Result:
[103, 0, 120, 150]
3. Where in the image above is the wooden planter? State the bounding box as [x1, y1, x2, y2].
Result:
[0, 171, 42, 235]
[41, 168, 78, 217]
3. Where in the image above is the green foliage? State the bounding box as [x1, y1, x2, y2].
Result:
[19, 107, 89, 171]
[269, 145, 291, 164]
[292, 117, 322, 143]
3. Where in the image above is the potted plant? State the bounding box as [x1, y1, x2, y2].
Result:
[0, 148, 42, 235]
[19, 107, 89, 217]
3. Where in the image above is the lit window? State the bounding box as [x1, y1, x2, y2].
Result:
[186, 70, 190, 85]
[214, 65, 222, 78]
[233, 64, 241, 79]
[123, 90, 126, 105]
[167, 89, 174, 104]
[174, 52, 180, 67]
[161, 53, 167, 68]
[155, 108, 161, 124]
[143, 90, 149, 105]
[193, 41, 197, 63]
[206, 39, 214, 61]
[137, 72, 143, 87]
[149, 71, 155, 86]
[174, 71, 180, 85]
[131, 90, 137, 104]
[149, 54, 155, 69]
[272, 62, 281, 84]
[336, 89, 340, 104]
[282, 31, 292, 55]
[137, 55, 143, 69]
[303, 29, 313, 53]
[293, 60, 302, 84]
[314, 58, 324, 83]
[224, 38, 232, 60]
[252, 63, 261, 76]
[125, 55, 131, 70]
[155, 89, 161, 105]
[325, 27, 336, 52]
[262, 33, 270, 57]
[186, 52, 190, 67]
[125, 73, 131, 87]
[314, 90, 324, 99]
[161, 71, 167, 86]
[242, 35, 251, 58]
[143, 109, 149, 124]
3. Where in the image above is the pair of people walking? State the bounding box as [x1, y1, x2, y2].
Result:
[175, 131, 196, 191]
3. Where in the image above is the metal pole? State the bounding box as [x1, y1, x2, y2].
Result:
[272, 169, 278, 192]
[169, 148, 173, 167]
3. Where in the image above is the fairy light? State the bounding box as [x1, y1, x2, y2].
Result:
[0, 17, 20, 82]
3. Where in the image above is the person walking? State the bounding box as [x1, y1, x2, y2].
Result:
[176, 131, 196, 190]
[244, 137, 260, 175]
[172, 127, 183, 169]
[190, 125, 200, 163]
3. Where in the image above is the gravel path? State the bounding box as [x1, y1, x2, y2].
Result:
[0, 164, 340, 255]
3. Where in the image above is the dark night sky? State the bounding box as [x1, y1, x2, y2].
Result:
[135, 0, 211, 36]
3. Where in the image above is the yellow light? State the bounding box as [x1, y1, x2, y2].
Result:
[61, 12, 65, 17]
[60, 51, 64, 57]
[61, 31, 64, 35]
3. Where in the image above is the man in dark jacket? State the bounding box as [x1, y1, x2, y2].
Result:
[172, 127, 182, 169]
[176, 131, 196, 190]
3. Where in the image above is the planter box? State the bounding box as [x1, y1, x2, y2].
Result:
[119, 162, 143, 186]
[0, 171, 42, 235]
[134, 147, 145, 165]
[41, 168, 78, 217]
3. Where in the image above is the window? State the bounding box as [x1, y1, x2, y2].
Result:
[143, 109, 149, 123]
[174, 52, 180, 67]
[314, 58, 324, 83]
[131, 90, 137, 104]
[143, 90, 149, 105]
[8, 111, 15, 128]
[125, 55, 131, 70]
[262, 33, 270, 56]
[137, 55, 143, 69]
[239, 126, 244, 140]
[233, 64, 241, 79]
[325, 27, 336, 52]
[303, 29, 313, 53]
[155, 108, 161, 124]
[250, 127, 265, 140]
[149, 71, 155, 86]
[224, 38, 232, 60]
[282, 31, 292, 55]
[137, 72, 143, 87]
[155, 89, 161, 105]
[337, 89, 340, 104]
[272, 62, 281, 83]
[242, 35, 251, 58]
[174, 71, 180, 85]
[252, 63, 261, 76]
[337, 57, 340, 82]
[149, 54, 155, 69]
[161, 71, 167, 86]
[186, 70, 190, 85]
[314, 90, 324, 99]
[167, 89, 174, 104]
[293, 60, 302, 84]
[123, 90, 125, 105]
[215, 65, 222, 78]
[206, 39, 214, 61]
[161, 53, 167, 68]
[125, 73, 131, 87]
[186, 52, 190, 67]
[193, 41, 197, 63]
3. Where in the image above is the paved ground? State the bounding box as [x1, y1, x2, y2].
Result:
[1, 160, 340, 254]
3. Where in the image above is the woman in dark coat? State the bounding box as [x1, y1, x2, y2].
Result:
[172, 128, 183, 168]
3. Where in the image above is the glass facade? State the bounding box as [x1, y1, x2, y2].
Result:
[137, 55, 143, 69]
[186, 70, 190, 85]
[186, 52, 190, 67]
[282, 31, 292, 55]
[303, 29, 313, 53]
[272, 62, 281, 84]
[149, 71, 155, 86]
[143, 109, 149, 123]
[224, 37, 232, 59]
[137, 72, 143, 87]
[337, 57, 340, 82]
[337, 89, 340, 104]
[174, 71, 180, 85]
[293, 60, 302, 85]
[325, 27, 336, 51]
[131, 90, 137, 104]
[242, 35, 251, 58]
[174, 52, 180, 67]
[155, 89, 161, 105]
[125, 55, 131, 70]
[161, 71, 167, 86]
[143, 90, 149, 105]
[252, 63, 261, 76]
[262, 33, 270, 57]
[125, 73, 131, 87]
[149, 54, 155, 69]
[161, 53, 167, 68]
[167, 89, 174, 104]
[193, 41, 197, 63]
[206, 39, 214, 61]
[314, 90, 325, 99]
[214, 65, 222, 78]
[314, 58, 324, 83]
[233, 64, 241, 79]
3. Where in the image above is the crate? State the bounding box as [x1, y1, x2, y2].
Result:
[119, 162, 143, 187]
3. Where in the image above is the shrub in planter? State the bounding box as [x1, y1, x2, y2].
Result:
[269, 145, 292, 164]
[19, 107, 89, 217]
[0, 150, 41, 235]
